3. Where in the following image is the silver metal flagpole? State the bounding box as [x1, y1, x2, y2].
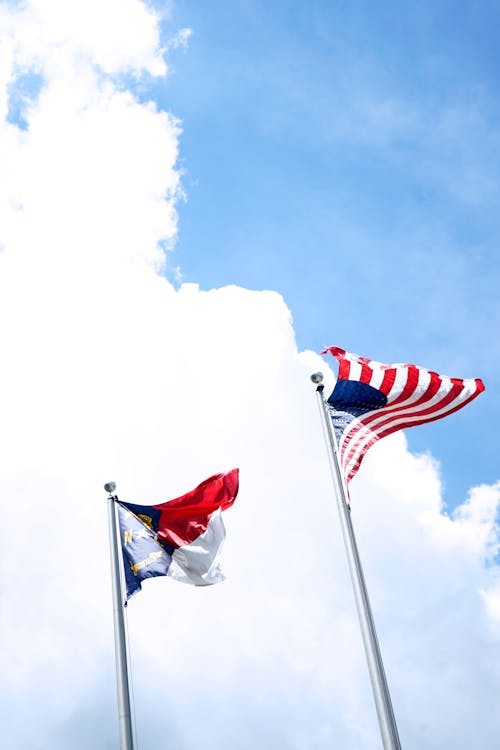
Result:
[311, 374, 402, 750]
[106, 482, 135, 750]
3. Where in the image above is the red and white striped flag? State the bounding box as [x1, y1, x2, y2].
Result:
[322, 346, 485, 486]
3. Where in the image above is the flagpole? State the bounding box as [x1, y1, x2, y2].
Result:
[106, 482, 135, 750]
[311, 375, 402, 750]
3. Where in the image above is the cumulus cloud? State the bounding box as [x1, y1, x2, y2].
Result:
[3, 0, 166, 77]
[0, 2, 499, 749]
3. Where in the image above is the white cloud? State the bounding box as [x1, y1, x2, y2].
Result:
[5, 0, 166, 78]
[167, 26, 193, 51]
[0, 3, 499, 749]
[482, 578, 500, 626]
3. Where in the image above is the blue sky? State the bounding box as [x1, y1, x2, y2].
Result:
[155, 0, 499, 505]
[1, 2, 499, 748]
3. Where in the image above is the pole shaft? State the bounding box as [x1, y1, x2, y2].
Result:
[107, 496, 135, 750]
[315, 387, 401, 750]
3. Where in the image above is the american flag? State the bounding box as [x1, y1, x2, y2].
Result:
[322, 346, 485, 485]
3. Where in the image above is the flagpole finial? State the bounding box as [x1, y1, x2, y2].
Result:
[310, 372, 323, 384]
[104, 481, 117, 495]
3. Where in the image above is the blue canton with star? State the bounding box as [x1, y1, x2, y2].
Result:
[327, 380, 387, 443]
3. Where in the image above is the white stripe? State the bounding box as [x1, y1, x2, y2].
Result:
[385, 366, 412, 403]
[167, 510, 227, 586]
[348, 360, 363, 382]
[368, 365, 385, 390]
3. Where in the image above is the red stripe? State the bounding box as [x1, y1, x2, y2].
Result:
[338, 359, 351, 380]
[155, 469, 239, 548]
[389, 365, 420, 405]
[321, 346, 346, 359]
[379, 368, 397, 396]
[322, 346, 352, 381]
[360, 364, 373, 384]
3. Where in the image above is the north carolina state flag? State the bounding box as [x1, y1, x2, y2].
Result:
[117, 469, 239, 598]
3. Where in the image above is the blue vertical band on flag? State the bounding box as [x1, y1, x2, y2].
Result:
[118, 503, 172, 598]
